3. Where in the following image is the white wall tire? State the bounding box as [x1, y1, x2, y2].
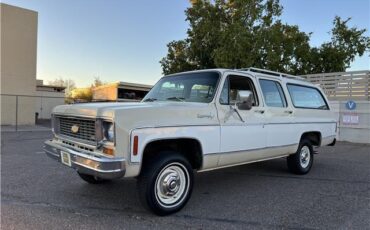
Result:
[299, 146, 311, 169]
[287, 139, 314, 175]
[137, 151, 194, 216]
[154, 163, 190, 209]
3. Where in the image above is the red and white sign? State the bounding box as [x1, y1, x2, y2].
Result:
[342, 113, 359, 125]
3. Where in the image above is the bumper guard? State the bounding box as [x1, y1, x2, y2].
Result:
[44, 140, 125, 179]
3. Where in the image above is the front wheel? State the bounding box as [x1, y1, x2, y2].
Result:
[137, 151, 194, 216]
[287, 139, 314, 175]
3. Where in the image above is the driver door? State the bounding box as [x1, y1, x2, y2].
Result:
[217, 73, 267, 166]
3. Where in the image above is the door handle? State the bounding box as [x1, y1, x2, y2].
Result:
[254, 110, 265, 114]
[284, 110, 293, 114]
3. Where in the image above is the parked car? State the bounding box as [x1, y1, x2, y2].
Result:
[44, 68, 337, 215]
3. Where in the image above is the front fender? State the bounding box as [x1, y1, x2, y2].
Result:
[125, 125, 220, 177]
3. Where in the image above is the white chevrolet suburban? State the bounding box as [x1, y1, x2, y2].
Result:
[44, 68, 337, 215]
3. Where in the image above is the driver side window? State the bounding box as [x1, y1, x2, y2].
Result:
[219, 75, 258, 106]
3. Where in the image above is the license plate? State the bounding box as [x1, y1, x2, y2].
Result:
[61, 151, 72, 167]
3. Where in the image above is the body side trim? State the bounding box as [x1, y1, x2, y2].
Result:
[204, 143, 298, 156]
[199, 154, 290, 172]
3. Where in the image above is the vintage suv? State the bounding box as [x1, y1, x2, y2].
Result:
[44, 68, 337, 215]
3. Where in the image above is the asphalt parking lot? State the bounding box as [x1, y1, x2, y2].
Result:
[1, 130, 369, 230]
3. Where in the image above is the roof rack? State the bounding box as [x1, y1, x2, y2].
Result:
[239, 67, 306, 81]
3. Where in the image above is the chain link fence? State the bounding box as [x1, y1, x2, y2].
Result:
[0, 94, 88, 131]
[0, 93, 144, 131]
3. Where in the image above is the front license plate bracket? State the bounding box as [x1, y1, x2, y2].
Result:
[61, 151, 72, 167]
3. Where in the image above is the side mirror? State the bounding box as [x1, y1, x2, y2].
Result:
[236, 90, 253, 110]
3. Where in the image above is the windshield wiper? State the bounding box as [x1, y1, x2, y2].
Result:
[143, 98, 157, 102]
[166, 97, 185, 102]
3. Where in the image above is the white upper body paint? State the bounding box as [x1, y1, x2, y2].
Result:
[52, 68, 337, 177]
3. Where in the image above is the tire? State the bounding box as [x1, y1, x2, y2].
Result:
[287, 139, 314, 175]
[137, 151, 194, 216]
[77, 172, 111, 184]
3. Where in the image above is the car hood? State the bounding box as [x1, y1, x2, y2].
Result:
[53, 102, 147, 118]
[53, 102, 219, 129]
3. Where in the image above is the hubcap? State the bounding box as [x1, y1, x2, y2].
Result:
[300, 146, 311, 168]
[162, 173, 180, 196]
[155, 163, 190, 208]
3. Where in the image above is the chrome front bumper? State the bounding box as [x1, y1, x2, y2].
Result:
[44, 140, 125, 179]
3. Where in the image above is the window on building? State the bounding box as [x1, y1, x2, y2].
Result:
[118, 89, 148, 100]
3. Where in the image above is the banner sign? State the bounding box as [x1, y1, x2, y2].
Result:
[342, 113, 359, 125]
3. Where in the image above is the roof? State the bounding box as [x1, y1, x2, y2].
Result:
[36, 79, 66, 89]
[165, 67, 313, 86]
[92, 81, 152, 92]
[0, 3, 38, 14]
[118, 81, 152, 89]
[36, 85, 66, 89]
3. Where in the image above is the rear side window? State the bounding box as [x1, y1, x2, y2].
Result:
[259, 79, 287, 107]
[287, 84, 329, 110]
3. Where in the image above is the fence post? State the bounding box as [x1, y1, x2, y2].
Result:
[368, 72, 370, 101]
[15, 95, 18, 131]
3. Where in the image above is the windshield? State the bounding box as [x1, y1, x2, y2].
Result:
[143, 71, 220, 103]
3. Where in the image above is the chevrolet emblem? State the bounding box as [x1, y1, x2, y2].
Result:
[71, 124, 79, 133]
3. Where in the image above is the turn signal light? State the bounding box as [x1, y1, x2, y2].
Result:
[103, 147, 114, 156]
[133, 136, 139, 155]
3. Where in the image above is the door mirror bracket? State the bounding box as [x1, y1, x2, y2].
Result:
[223, 90, 253, 123]
[229, 105, 244, 122]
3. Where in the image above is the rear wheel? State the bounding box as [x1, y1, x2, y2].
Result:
[137, 151, 193, 216]
[77, 172, 111, 184]
[287, 139, 314, 175]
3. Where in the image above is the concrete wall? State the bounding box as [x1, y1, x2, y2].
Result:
[0, 3, 38, 125]
[35, 91, 65, 119]
[330, 101, 370, 144]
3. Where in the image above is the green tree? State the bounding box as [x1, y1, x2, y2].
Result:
[49, 76, 108, 103]
[70, 87, 93, 102]
[161, 0, 370, 75]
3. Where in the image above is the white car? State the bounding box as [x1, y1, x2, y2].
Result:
[44, 68, 337, 215]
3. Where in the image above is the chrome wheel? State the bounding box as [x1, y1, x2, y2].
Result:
[155, 163, 190, 208]
[300, 146, 311, 168]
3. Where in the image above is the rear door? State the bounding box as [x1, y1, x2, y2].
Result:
[257, 77, 297, 151]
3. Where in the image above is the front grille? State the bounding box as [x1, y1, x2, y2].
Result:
[62, 140, 94, 152]
[58, 117, 96, 142]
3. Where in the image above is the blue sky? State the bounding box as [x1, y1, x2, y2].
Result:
[2, 0, 370, 87]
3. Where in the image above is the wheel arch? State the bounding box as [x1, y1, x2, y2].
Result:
[141, 137, 203, 170]
[300, 131, 322, 146]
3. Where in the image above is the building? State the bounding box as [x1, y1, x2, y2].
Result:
[0, 3, 38, 125]
[92, 82, 152, 102]
[35, 80, 65, 120]
[0, 4, 68, 125]
[0, 3, 152, 126]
